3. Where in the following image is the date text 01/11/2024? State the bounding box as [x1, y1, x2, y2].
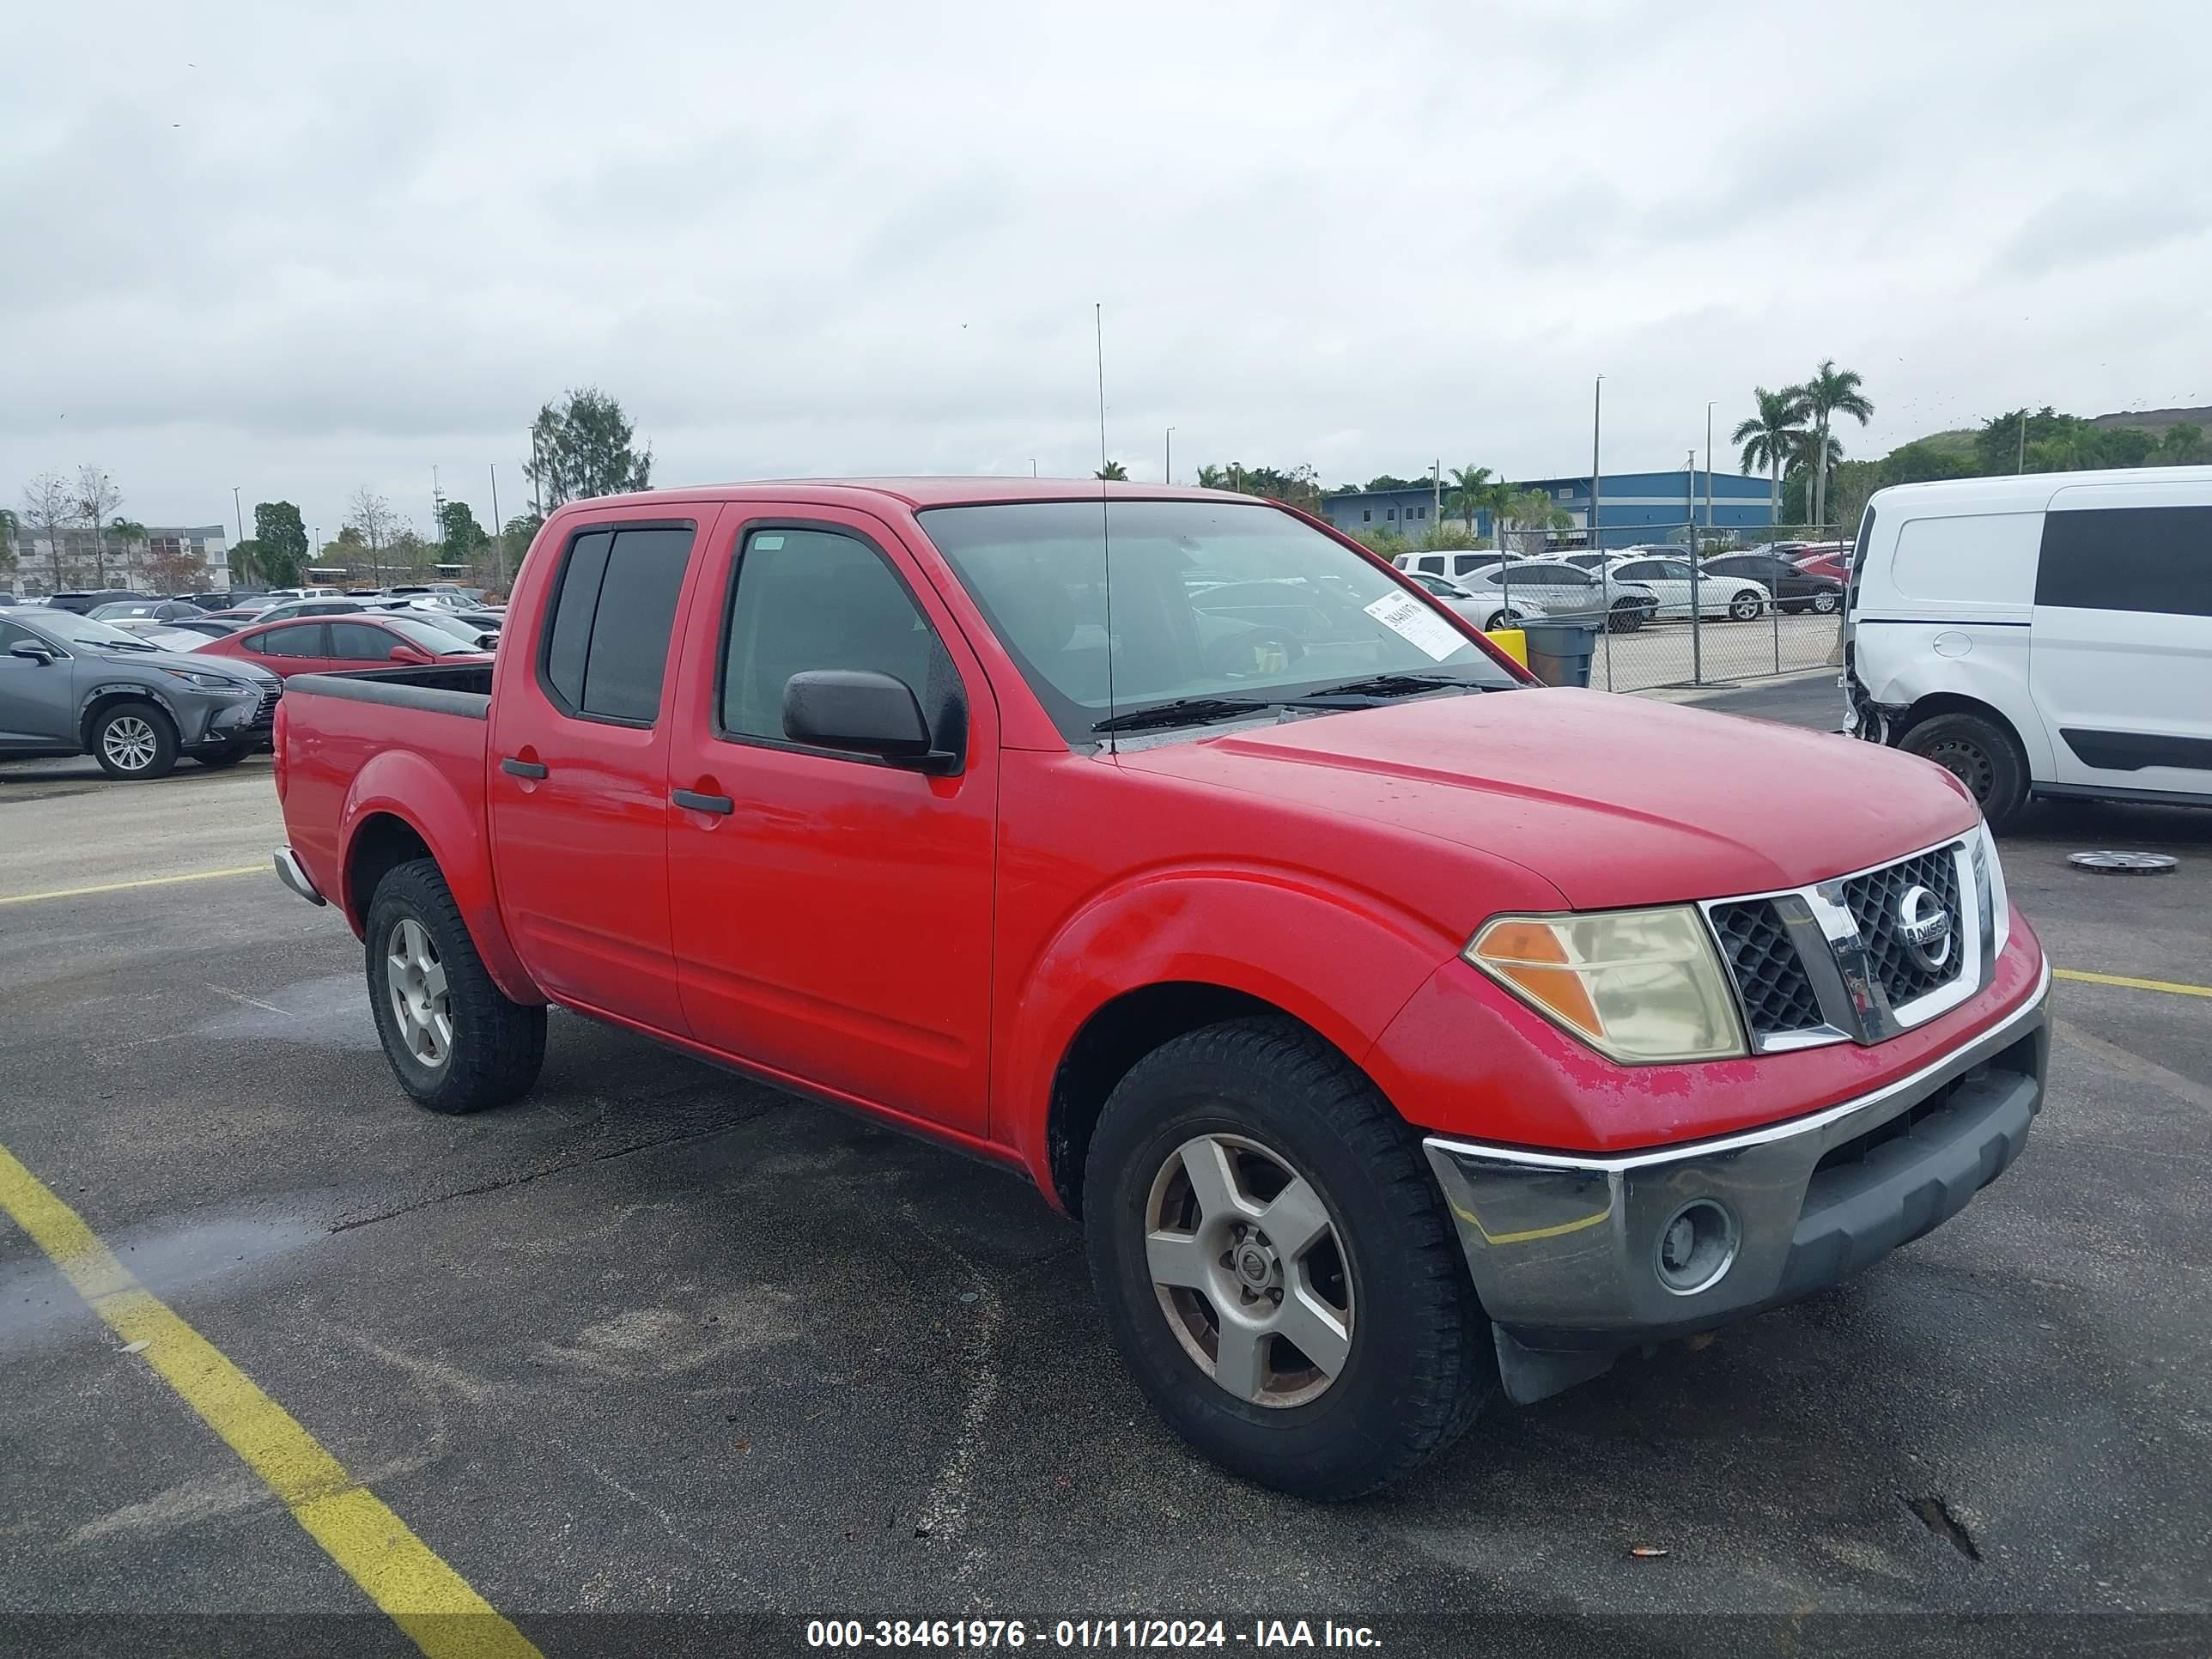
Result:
[804, 1620, 1382, 1649]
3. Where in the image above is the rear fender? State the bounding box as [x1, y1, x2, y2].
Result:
[338, 749, 542, 1004]
[1001, 866, 1458, 1190]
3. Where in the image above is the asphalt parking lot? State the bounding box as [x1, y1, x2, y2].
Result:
[3, 717, 2209, 1657]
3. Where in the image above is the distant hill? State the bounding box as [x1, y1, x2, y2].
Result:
[2090, 404, 2212, 437]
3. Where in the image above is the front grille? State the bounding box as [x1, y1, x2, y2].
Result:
[1841, 844, 1964, 1007]
[244, 683, 282, 730]
[1709, 899, 1825, 1038]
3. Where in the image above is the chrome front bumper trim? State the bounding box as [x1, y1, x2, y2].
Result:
[1422, 959, 2050, 1387]
[273, 847, 326, 908]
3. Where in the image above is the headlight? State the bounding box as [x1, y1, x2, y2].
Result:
[1466, 907, 1747, 1064]
[163, 669, 250, 691]
[1972, 820, 2011, 958]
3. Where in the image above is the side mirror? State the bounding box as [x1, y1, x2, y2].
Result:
[388, 645, 433, 665]
[9, 640, 56, 665]
[782, 669, 952, 771]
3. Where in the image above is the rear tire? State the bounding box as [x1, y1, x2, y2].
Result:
[1606, 598, 1645, 633]
[364, 858, 546, 1113]
[1900, 710, 2029, 831]
[90, 701, 179, 780]
[1728, 590, 1764, 622]
[1082, 1017, 1493, 1500]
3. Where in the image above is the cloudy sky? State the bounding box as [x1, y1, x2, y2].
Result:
[5, 0, 2207, 544]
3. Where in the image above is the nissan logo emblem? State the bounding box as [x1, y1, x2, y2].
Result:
[1895, 885, 1953, 973]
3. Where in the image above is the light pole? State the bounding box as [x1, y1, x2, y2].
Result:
[1704, 399, 1717, 541]
[1029, 459, 1038, 478]
[1593, 374, 1610, 689]
[232, 486, 243, 545]
[1164, 428, 1175, 485]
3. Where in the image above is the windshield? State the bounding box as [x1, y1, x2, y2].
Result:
[24, 611, 156, 651]
[919, 500, 1516, 741]
[384, 617, 483, 655]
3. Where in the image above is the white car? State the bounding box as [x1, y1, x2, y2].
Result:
[1844, 464, 2212, 829]
[1602, 554, 1771, 622]
[1400, 571, 1552, 632]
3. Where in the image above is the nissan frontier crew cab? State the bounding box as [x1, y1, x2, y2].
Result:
[270, 480, 2050, 1499]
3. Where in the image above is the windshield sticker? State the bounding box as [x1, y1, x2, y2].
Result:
[1363, 591, 1466, 662]
[752, 534, 785, 550]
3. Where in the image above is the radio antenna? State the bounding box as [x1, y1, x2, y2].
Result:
[1096, 301, 1117, 755]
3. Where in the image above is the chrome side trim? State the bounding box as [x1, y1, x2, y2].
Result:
[1424, 956, 2050, 1176]
[273, 847, 326, 908]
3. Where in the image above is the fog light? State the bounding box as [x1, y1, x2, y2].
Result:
[1653, 1199, 1738, 1295]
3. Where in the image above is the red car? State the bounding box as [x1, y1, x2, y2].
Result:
[1791, 543, 1851, 583]
[269, 480, 2047, 1498]
[198, 613, 493, 678]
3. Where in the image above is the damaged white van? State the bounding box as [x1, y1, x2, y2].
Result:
[1844, 466, 2212, 829]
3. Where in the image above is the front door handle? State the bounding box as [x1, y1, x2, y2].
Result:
[501, 757, 549, 779]
[672, 788, 734, 816]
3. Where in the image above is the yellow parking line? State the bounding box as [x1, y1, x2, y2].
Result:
[2054, 968, 2212, 1001]
[0, 1142, 541, 1659]
[0, 865, 264, 907]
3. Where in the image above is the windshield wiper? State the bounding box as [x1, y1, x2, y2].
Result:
[1293, 672, 1480, 702]
[94, 638, 157, 652]
[1092, 696, 1270, 734]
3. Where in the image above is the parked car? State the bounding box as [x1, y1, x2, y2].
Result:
[112, 623, 216, 653]
[1844, 465, 2212, 829]
[146, 617, 245, 641]
[1394, 550, 1510, 584]
[1401, 572, 1553, 633]
[1793, 546, 1851, 583]
[246, 598, 372, 627]
[45, 590, 140, 616]
[0, 606, 282, 777]
[89, 598, 209, 623]
[270, 479, 2046, 1499]
[376, 605, 501, 651]
[198, 614, 495, 679]
[1460, 559, 1660, 632]
[1701, 551, 1844, 614]
[1604, 555, 1771, 621]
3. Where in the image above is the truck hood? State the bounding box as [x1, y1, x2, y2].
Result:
[1119, 687, 1979, 909]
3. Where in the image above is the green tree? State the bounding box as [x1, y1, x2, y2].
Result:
[498, 513, 544, 577]
[1498, 487, 1572, 556]
[1094, 460, 1129, 481]
[21, 471, 80, 591]
[1877, 440, 1976, 486]
[253, 501, 309, 587]
[1731, 386, 1808, 521]
[1467, 475, 1519, 550]
[1784, 360, 1872, 527]
[1445, 465, 1494, 534]
[1194, 465, 1229, 489]
[230, 539, 263, 586]
[2163, 422, 2208, 464]
[438, 501, 489, 562]
[525, 387, 653, 508]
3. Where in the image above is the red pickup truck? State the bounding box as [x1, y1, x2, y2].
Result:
[271, 480, 2050, 1498]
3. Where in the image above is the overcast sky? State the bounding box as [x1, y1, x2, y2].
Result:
[5, 0, 2208, 544]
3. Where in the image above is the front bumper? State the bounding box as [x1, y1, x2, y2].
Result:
[1423, 959, 2050, 1403]
[185, 680, 283, 751]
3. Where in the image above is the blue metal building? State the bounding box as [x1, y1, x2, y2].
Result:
[1320, 469, 1774, 550]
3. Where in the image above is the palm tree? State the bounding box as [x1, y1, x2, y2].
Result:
[1785, 360, 1873, 528]
[1194, 464, 1228, 489]
[1471, 477, 1519, 550]
[1094, 460, 1128, 481]
[1784, 428, 1843, 516]
[1731, 387, 1808, 522]
[1445, 465, 1494, 534]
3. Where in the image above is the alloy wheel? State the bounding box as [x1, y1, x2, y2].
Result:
[1143, 1133, 1354, 1408]
[100, 715, 159, 773]
[384, 917, 453, 1068]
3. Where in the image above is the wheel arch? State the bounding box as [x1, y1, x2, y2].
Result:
[78, 684, 179, 750]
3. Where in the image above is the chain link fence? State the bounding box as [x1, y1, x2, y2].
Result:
[1547, 521, 1851, 695]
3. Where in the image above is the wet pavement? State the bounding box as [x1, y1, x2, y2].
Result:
[2, 752, 2209, 1656]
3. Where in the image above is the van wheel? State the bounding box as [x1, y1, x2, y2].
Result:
[364, 858, 546, 1113]
[1083, 1017, 1492, 1500]
[90, 702, 179, 780]
[1901, 712, 2028, 831]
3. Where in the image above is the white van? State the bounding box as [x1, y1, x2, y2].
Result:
[1844, 465, 2212, 828]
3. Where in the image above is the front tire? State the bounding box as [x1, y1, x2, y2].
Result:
[1810, 588, 1839, 614]
[1083, 1018, 1492, 1500]
[1728, 590, 1765, 622]
[90, 701, 179, 780]
[1486, 609, 1525, 631]
[1899, 710, 2030, 831]
[1606, 598, 1646, 633]
[364, 858, 546, 1113]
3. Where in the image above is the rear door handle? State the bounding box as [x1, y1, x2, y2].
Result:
[672, 788, 734, 816]
[501, 757, 549, 779]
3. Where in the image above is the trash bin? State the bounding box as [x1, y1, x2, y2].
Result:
[1520, 619, 1601, 688]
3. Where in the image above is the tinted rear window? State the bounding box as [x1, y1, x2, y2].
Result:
[2036, 505, 2212, 617]
[539, 526, 694, 723]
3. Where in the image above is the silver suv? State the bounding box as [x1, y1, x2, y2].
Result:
[0, 607, 283, 780]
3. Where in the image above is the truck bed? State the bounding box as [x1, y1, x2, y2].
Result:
[283, 663, 494, 719]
